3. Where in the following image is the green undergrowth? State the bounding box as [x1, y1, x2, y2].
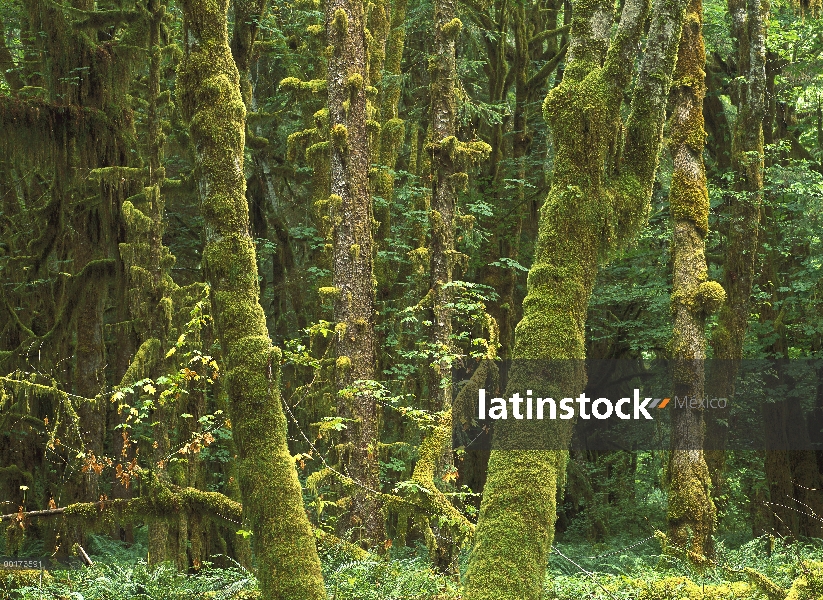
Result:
[545, 534, 823, 599]
[2, 531, 460, 599]
[5, 531, 823, 599]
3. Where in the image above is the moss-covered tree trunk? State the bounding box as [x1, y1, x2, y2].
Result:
[665, 0, 722, 559]
[705, 0, 768, 497]
[462, 0, 688, 595]
[407, 0, 489, 570]
[326, 0, 384, 547]
[176, 0, 326, 596]
[429, 0, 459, 431]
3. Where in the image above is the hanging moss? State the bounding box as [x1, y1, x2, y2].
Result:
[331, 124, 348, 148]
[88, 166, 147, 185]
[333, 8, 349, 33]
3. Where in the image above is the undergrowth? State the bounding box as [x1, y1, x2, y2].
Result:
[4, 530, 823, 599]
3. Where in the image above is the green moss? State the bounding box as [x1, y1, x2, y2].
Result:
[122, 200, 154, 235]
[0, 570, 53, 591]
[346, 73, 364, 90]
[279, 77, 327, 96]
[695, 280, 725, 314]
[333, 8, 348, 35]
[408, 246, 430, 268]
[89, 166, 147, 184]
[119, 338, 162, 387]
[666, 457, 716, 559]
[670, 168, 710, 234]
[319, 286, 342, 300]
[785, 562, 823, 600]
[331, 124, 348, 149]
[409, 409, 474, 548]
[382, 118, 404, 146]
[744, 567, 788, 600]
[638, 577, 756, 599]
[441, 17, 462, 38]
[464, 450, 568, 599]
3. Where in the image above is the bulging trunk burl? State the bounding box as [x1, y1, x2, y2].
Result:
[326, 0, 384, 547]
[666, 0, 723, 560]
[463, 0, 689, 596]
[176, 0, 326, 597]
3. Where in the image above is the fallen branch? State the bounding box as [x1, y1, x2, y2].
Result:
[1, 486, 371, 562]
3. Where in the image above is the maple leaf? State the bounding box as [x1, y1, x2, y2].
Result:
[441, 471, 459, 483]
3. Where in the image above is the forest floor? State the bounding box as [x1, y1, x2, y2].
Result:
[2, 528, 823, 599]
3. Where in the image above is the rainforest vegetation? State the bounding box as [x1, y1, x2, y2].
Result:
[1, 0, 823, 595]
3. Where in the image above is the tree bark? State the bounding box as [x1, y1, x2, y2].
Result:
[665, 0, 721, 559]
[326, 0, 384, 547]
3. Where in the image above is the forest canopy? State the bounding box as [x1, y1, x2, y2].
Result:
[1, 0, 823, 596]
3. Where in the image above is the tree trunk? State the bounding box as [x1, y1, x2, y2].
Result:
[325, 0, 384, 547]
[665, 0, 721, 559]
[463, 0, 688, 595]
[411, 0, 491, 569]
[177, 0, 327, 595]
[705, 0, 768, 503]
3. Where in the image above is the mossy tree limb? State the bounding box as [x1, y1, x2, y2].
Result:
[665, 0, 720, 559]
[176, 0, 326, 595]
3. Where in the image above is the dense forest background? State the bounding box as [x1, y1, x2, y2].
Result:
[1, 0, 823, 595]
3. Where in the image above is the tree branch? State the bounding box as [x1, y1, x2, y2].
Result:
[526, 42, 569, 91]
